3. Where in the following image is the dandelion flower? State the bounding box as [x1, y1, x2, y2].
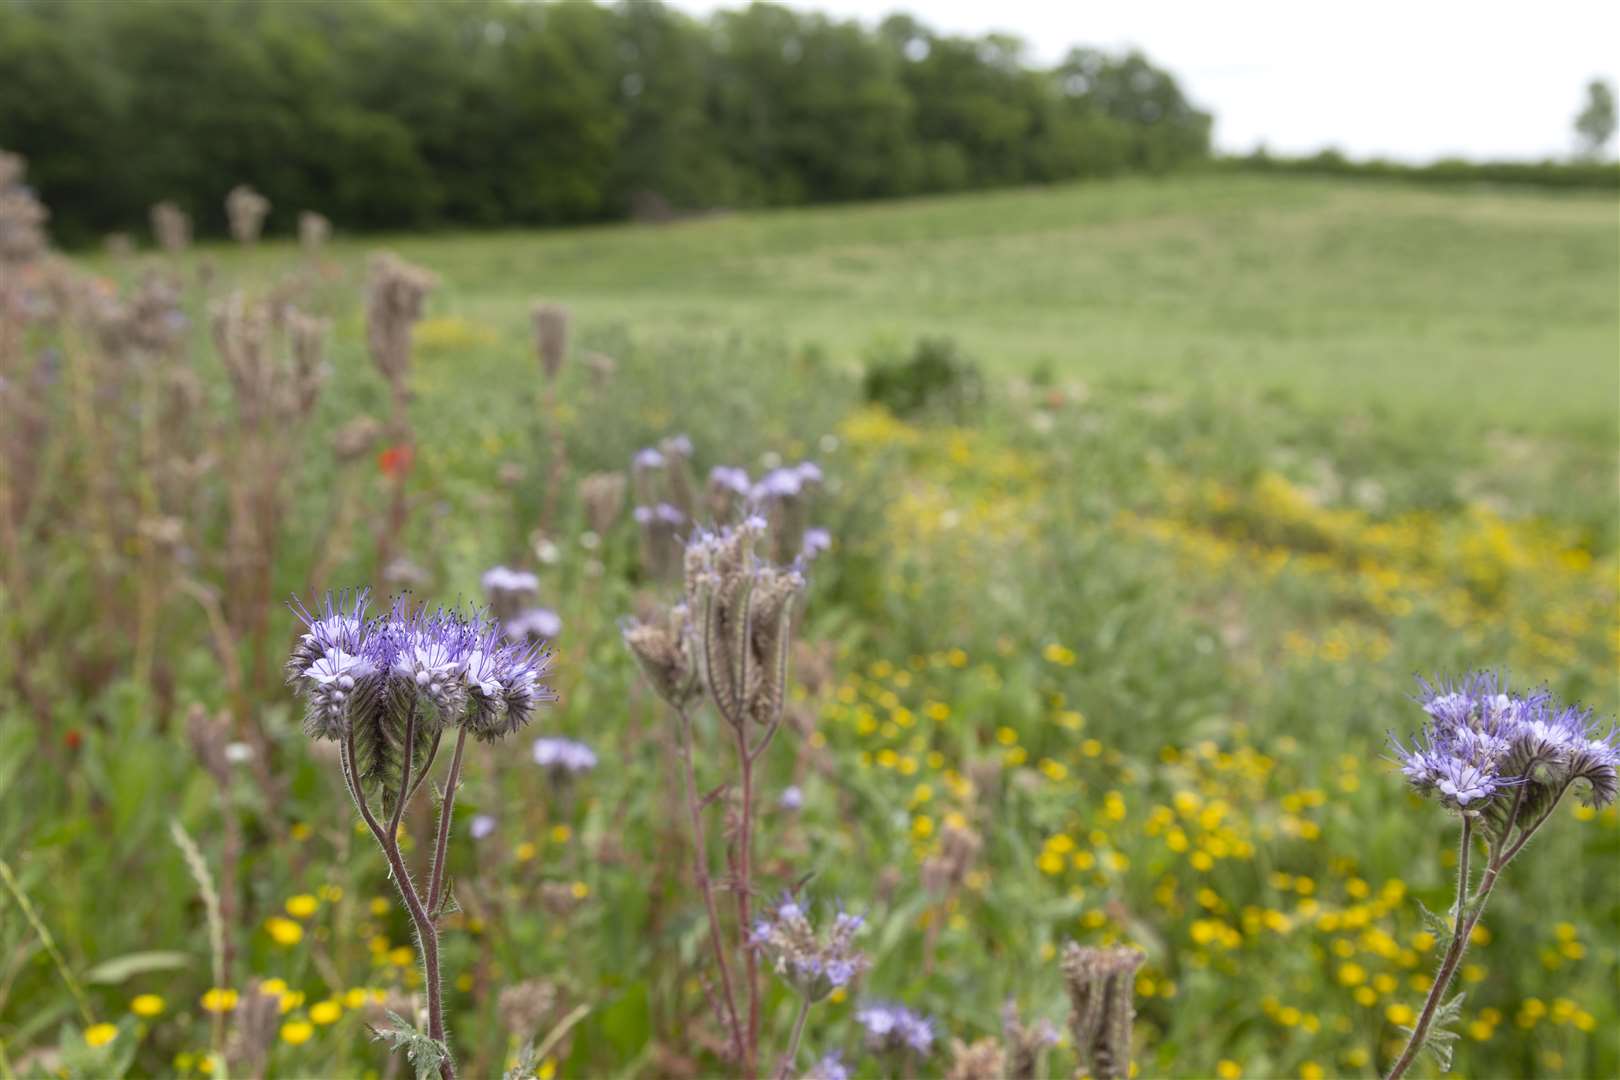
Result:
[84, 1023, 118, 1048]
[200, 988, 239, 1014]
[280, 1020, 314, 1046]
[130, 994, 164, 1017]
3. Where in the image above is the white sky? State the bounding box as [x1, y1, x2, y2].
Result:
[669, 0, 1620, 161]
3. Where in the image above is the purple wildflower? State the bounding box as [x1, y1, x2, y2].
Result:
[752, 895, 868, 1002]
[856, 1002, 935, 1057]
[505, 607, 562, 642]
[287, 591, 554, 749]
[481, 565, 539, 597]
[801, 527, 831, 559]
[708, 465, 751, 494]
[1391, 673, 1617, 812]
[532, 737, 597, 776]
[469, 814, 497, 840]
[633, 447, 665, 469]
[805, 1050, 849, 1080]
[779, 785, 804, 811]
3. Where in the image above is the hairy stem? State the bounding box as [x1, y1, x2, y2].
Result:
[343, 731, 455, 1080]
[774, 997, 812, 1080]
[675, 705, 744, 1062]
[427, 728, 468, 917]
[1387, 817, 1492, 1080]
[732, 721, 760, 1076]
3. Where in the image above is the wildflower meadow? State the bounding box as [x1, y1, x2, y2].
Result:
[1, 142, 1617, 1080]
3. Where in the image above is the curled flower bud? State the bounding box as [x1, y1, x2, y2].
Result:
[622, 605, 699, 709]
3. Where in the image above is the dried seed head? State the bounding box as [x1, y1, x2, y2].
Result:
[944, 1038, 1004, 1080]
[298, 210, 331, 252]
[585, 350, 617, 387]
[332, 415, 384, 462]
[497, 979, 559, 1041]
[659, 435, 697, 521]
[1000, 1000, 1059, 1080]
[622, 604, 699, 709]
[364, 252, 436, 386]
[532, 302, 570, 380]
[92, 271, 187, 360]
[285, 307, 329, 418]
[226, 980, 283, 1079]
[150, 200, 192, 253]
[0, 151, 49, 266]
[580, 471, 627, 536]
[921, 817, 982, 894]
[1061, 943, 1144, 1080]
[225, 184, 271, 244]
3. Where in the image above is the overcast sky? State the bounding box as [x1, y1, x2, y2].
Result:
[669, 0, 1620, 162]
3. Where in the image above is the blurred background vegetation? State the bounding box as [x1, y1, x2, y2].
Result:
[3, 0, 1614, 248]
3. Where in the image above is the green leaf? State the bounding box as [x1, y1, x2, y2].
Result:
[1416, 899, 1453, 939]
[369, 1009, 449, 1080]
[85, 950, 192, 985]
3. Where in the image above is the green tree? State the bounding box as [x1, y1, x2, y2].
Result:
[1574, 78, 1616, 159]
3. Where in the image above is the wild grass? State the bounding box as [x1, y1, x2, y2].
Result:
[2, 169, 1616, 1079]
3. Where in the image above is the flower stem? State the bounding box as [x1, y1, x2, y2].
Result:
[427, 728, 468, 917]
[774, 997, 812, 1080]
[676, 705, 744, 1063]
[1386, 816, 1494, 1080]
[343, 731, 456, 1080]
[734, 722, 760, 1077]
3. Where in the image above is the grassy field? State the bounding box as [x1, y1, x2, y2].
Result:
[4, 174, 1618, 1080]
[178, 174, 1620, 436]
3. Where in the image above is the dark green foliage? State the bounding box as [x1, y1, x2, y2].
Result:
[0, 0, 1210, 245]
[1223, 147, 1620, 190]
[862, 336, 983, 420]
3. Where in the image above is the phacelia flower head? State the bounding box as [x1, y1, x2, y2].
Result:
[752, 895, 869, 1002]
[804, 1050, 850, 1080]
[1390, 673, 1617, 817]
[287, 591, 554, 755]
[286, 589, 370, 684]
[532, 737, 597, 777]
[856, 1001, 935, 1057]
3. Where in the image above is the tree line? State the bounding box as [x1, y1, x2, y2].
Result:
[0, 0, 1212, 245]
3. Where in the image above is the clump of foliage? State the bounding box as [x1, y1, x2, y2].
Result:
[862, 337, 984, 420]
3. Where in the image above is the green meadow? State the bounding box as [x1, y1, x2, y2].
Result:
[6, 174, 1618, 1080]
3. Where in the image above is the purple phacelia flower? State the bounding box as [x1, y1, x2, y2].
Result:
[856, 1002, 935, 1057]
[287, 591, 554, 748]
[801, 527, 831, 559]
[481, 565, 539, 596]
[505, 607, 562, 642]
[805, 1050, 849, 1080]
[532, 737, 597, 776]
[708, 465, 751, 494]
[1391, 673, 1617, 812]
[753, 894, 868, 1002]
